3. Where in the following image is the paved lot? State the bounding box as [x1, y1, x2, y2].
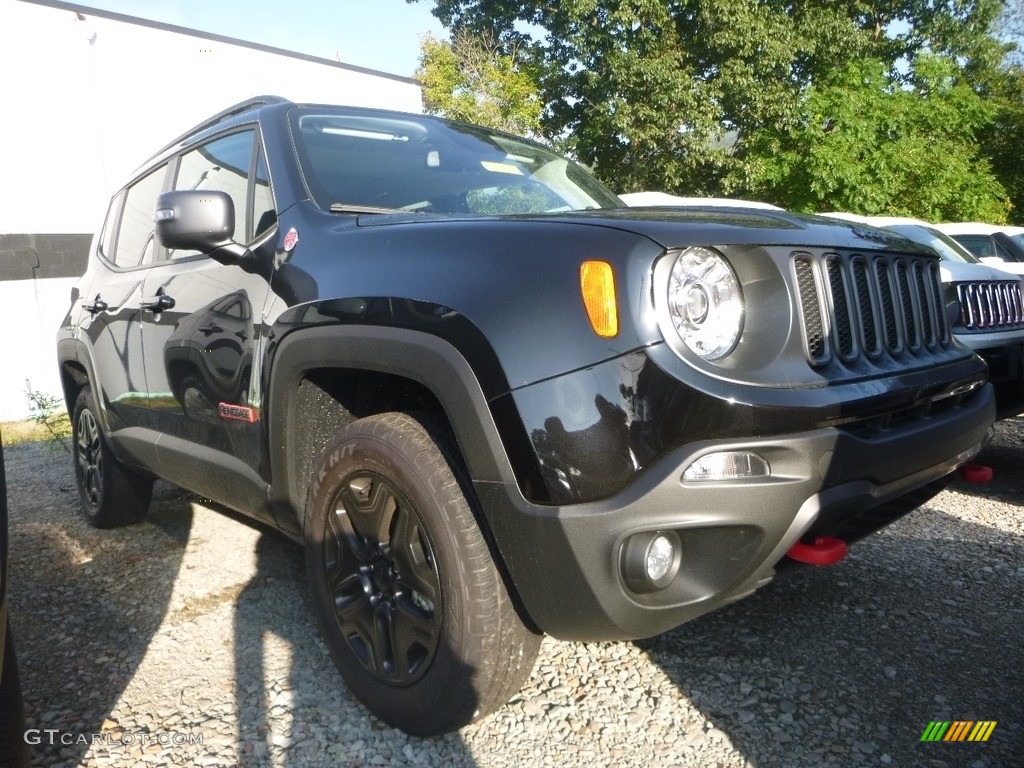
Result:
[4, 419, 1023, 767]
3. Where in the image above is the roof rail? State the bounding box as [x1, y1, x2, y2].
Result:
[144, 95, 291, 163]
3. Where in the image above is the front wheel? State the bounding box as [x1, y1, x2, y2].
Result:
[305, 412, 540, 736]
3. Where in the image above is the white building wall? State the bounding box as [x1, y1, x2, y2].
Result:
[0, 0, 423, 421]
[0, 0, 423, 233]
[0, 278, 78, 421]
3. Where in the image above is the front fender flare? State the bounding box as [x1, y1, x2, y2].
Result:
[265, 325, 523, 529]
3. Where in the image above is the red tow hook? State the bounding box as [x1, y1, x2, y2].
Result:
[961, 464, 993, 484]
[786, 536, 848, 566]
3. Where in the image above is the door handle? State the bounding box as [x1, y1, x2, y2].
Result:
[141, 293, 176, 312]
[81, 295, 108, 314]
[198, 324, 223, 335]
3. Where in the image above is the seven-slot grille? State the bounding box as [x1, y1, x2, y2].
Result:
[793, 251, 949, 366]
[955, 281, 1024, 330]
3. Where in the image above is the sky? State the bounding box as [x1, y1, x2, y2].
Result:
[78, 0, 449, 78]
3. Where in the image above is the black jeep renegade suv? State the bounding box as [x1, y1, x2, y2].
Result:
[57, 96, 994, 735]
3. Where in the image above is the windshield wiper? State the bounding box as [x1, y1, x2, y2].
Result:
[329, 203, 412, 214]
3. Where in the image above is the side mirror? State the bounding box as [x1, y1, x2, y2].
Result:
[155, 190, 248, 265]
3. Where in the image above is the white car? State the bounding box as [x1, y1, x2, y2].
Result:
[932, 221, 1024, 272]
[619, 191, 782, 209]
[823, 213, 1024, 415]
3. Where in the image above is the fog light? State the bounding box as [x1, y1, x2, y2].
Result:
[682, 451, 770, 482]
[622, 530, 681, 593]
[646, 535, 675, 582]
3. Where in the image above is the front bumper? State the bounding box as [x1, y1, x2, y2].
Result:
[955, 329, 1024, 352]
[956, 336, 1024, 415]
[477, 381, 994, 641]
[962, 337, 1024, 385]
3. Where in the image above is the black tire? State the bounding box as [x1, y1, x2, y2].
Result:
[305, 412, 541, 736]
[72, 386, 153, 529]
[0, 626, 28, 768]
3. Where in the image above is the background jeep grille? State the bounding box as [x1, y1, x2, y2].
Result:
[794, 251, 949, 366]
[955, 281, 1024, 330]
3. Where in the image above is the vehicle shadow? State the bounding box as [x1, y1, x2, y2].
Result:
[5, 441, 193, 767]
[232, 531, 483, 767]
[7, 438, 482, 767]
[635, 493, 1024, 767]
[13, 433, 1020, 767]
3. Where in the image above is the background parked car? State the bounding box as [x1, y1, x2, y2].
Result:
[619, 191, 782, 209]
[0, 431, 29, 768]
[825, 213, 1024, 415]
[933, 222, 1024, 273]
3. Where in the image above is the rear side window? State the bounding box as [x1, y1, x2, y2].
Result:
[97, 192, 124, 262]
[112, 167, 167, 268]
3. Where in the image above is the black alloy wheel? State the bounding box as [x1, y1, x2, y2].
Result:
[72, 387, 153, 529]
[76, 407, 104, 507]
[323, 471, 441, 685]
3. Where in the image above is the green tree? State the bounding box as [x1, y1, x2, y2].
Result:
[413, 0, 1017, 218]
[980, 65, 1024, 223]
[420, 0, 855, 194]
[745, 55, 1010, 221]
[416, 30, 543, 136]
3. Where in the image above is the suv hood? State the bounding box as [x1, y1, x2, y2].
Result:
[355, 206, 936, 254]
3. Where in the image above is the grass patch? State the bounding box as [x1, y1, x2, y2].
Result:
[2, 385, 72, 448]
[24, 385, 72, 452]
[0, 419, 58, 446]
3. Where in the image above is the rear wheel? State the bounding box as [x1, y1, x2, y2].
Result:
[305, 412, 540, 736]
[72, 386, 152, 528]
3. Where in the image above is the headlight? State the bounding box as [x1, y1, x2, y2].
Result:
[667, 247, 744, 360]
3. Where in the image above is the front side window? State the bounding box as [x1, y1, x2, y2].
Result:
[253, 148, 276, 239]
[174, 131, 255, 254]
[289, 108, 621, 215]
[113, 167, 166, 268]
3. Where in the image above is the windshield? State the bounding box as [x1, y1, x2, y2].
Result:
[289, 108, 622, 215]
[884, 224, 979, 263]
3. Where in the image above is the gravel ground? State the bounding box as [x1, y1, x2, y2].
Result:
[4, 419, 1023, 768]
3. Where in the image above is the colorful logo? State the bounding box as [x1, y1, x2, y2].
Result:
[920, 721, 997, 742]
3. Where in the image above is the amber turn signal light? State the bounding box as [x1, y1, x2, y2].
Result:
[580, 260, 618, 338]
